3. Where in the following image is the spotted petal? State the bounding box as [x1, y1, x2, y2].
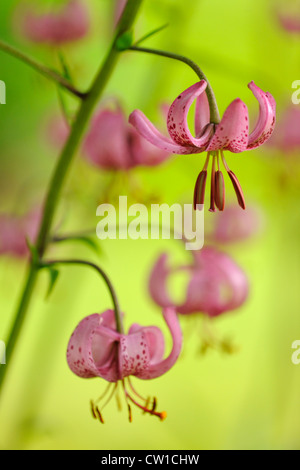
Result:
[247, 81, 276, 149]
[167, 81, 214, 148]
[67, 311, 121, 382]
[207, 99, 249, 153]
[129, 110, 200, 155]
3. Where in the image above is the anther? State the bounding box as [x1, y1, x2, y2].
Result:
[193, 171, 207, 210]
[95, 406, 105, 424]
[227, 171, 246, 210]
[215, 170, 225, 211]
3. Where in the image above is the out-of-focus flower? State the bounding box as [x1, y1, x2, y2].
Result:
[268, 105, 300, 154]
[67, 308, 182, 422]
[83, 107, 170, 171]
[45, 114, 70, 150]
[19, 0, 90, 45]
[278, 15, 300, 33]
[0, 209, 40, 258]
[130, 81, 276, 211]
[114, 0, 127, 26]
[149, 247, 249, 317]
[207, 204, 263, 245]
[276, 1, 300, 34]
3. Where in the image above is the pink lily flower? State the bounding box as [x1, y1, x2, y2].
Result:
[83, 107, 170, 170]
[67, 308, 182, 422]
[19, 1, 90, 45]
[207, 205, 263, 245]
[149, 247, 249, 317]
[129, 81, 276, 211]
[0, 209, 40, 258]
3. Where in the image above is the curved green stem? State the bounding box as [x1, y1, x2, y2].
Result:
[0, 39, 85, 99]
[0, 0, 144, 396]
[42, 259, 124, 334]
[128, 46, 220, 124]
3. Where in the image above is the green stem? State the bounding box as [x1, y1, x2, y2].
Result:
[0, 39, 85, 99]
[42, 259, 124, 334]
[0, 0, 144, 396]
[128, 46, 220, 124]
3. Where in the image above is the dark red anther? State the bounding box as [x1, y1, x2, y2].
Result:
[209, 159, 216, 213]
[95, 406, 105, 424]
[90, 400, 97, 420]
[227, 171, 246, 210]
[193, 170, 207, 210]
[215, 170, 225, 211]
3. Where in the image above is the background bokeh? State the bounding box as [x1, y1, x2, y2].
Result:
[0, 0, 300, 450]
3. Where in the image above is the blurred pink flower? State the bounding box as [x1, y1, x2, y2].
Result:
[149, 247, 249, 317]
[83, 107, 170, 170]
[0, 209, 40, 258]
[46, 114, 70, 150]
[278, 15, 300, 33]
[130, 81, 276, 211]
[19, 0, 90, 45]
[207, 205, 263, 244]
[114, 0, 127, 26]
[67, 308, 182, 422]
[268, 105, 300, 154]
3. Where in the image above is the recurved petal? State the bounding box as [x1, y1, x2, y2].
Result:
[247, 81, 276, 149]
[129, 110, 200, 155]
[148, 254, 174, 308]
[142, 308, 183, 380]
[167, 81, 214, 148]
[195, 90, 211, 137]
[127, 323, 165, 364]
[207, 98, 249, 153]
[67, 311, 121, 382]
[118, 330, 151, 378]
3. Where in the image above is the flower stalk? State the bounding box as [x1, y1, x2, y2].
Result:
[41, 259, 124, 334]
[0, 39, 85, 99]
[128, 45, 221, 124]
[0, 0, 144, 396]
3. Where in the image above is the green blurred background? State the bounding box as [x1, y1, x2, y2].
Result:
[0, 0, 300, 450]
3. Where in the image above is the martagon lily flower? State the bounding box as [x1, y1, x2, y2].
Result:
[129, 80, 276, 212]
[149, 247, 249, 317]
[83, 107, 170, 170]
[18, 0, 90, 45]
[67, 308, 182, 422]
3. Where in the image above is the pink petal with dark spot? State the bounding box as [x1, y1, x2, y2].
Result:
[66, 311, 121, 382]
[167, 81, 214, 148]
[129, 110, 200, 155]
[207, 99, 249, 153]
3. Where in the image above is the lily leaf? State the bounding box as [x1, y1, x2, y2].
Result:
[134, 24, 169, 47]
[45, 268, 60, 300]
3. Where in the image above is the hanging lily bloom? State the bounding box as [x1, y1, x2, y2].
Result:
[0, 209, 40, 258]
[129, 81, 276, 211]
[83, 107, 170, 170]
[67, 308, 182, 422]
[207, 204, 263, 245]
[149, 247, 249, 317]
[19, 0, 90, 45]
